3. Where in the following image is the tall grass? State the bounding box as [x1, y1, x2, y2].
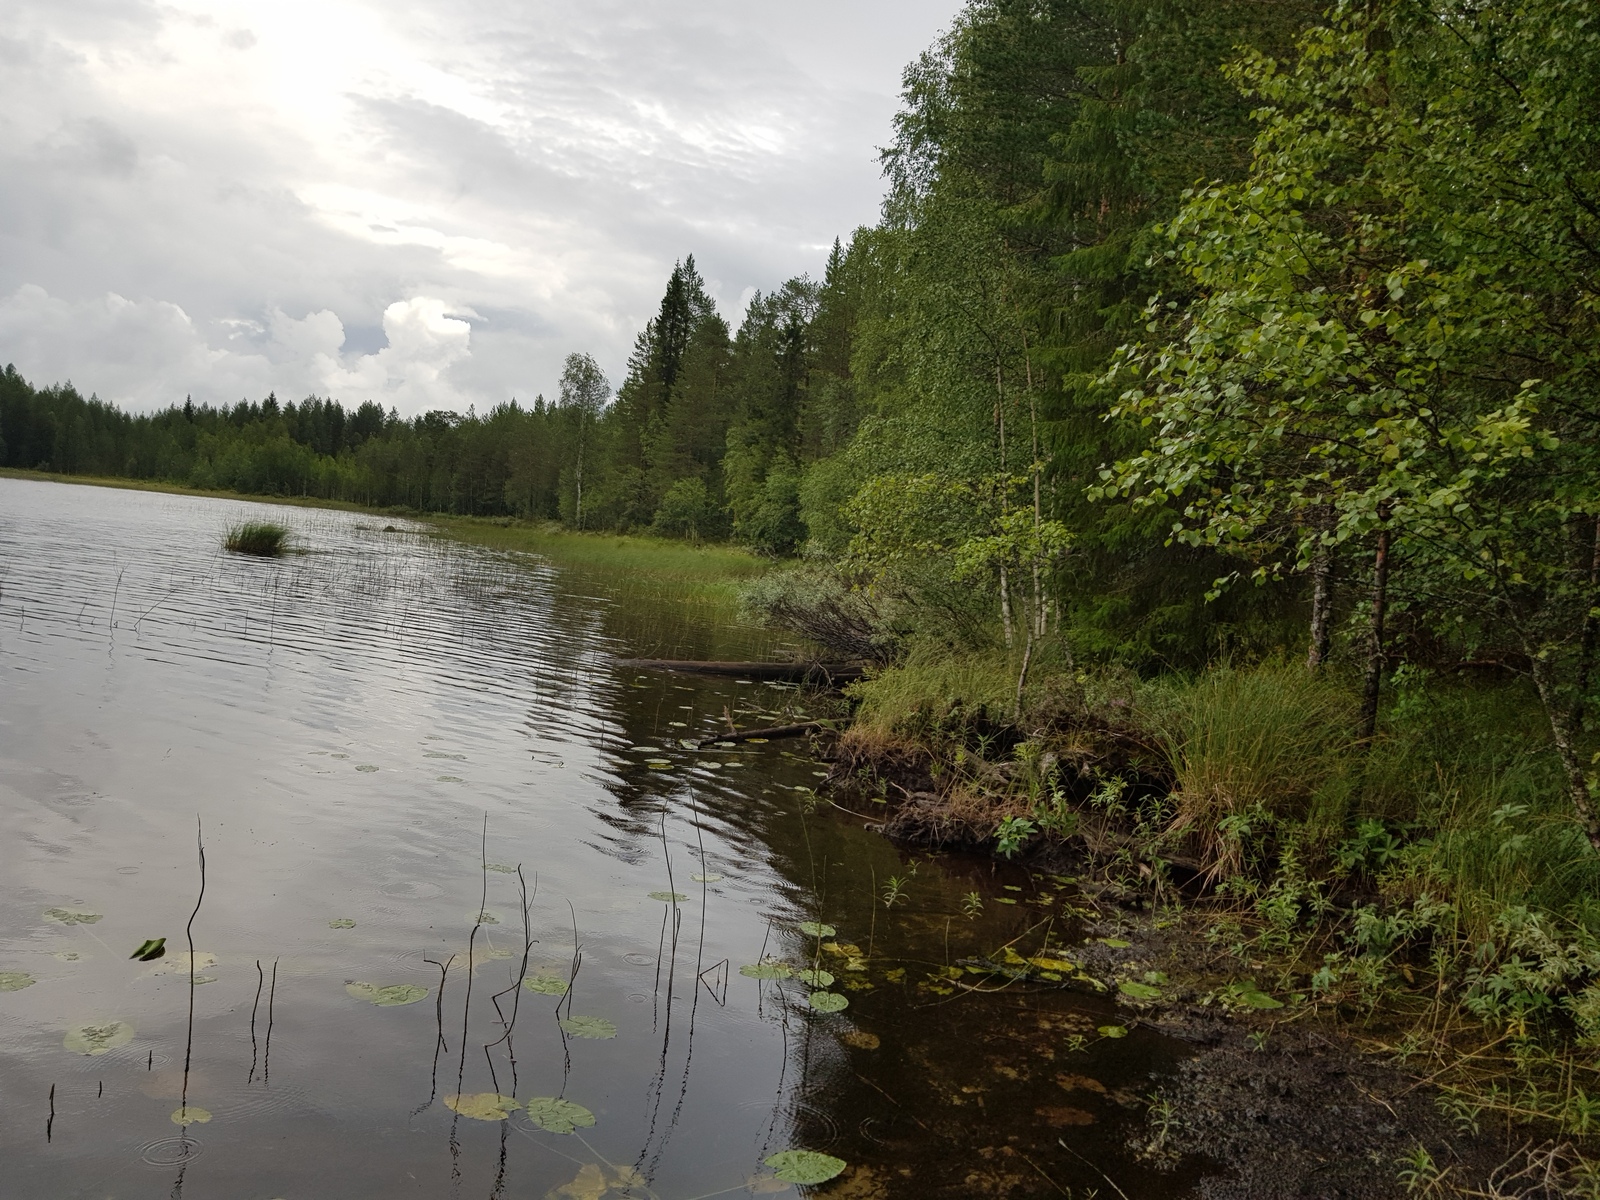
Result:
[224, 521, 290, 557]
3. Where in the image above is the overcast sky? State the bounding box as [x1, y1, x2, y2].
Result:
[0, 0, 962, 416]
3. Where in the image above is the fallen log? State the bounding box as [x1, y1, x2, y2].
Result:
[619, 659, 867, 684]
[696, 721, 834, 748]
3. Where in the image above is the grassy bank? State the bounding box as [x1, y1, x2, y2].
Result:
[831, 645, 1600, 1163]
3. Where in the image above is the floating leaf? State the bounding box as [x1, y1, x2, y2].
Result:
[798, 969, 835, 988]
[547, 1162, 647, 1200]
[523, 1096, 596, 1134]
[355, 764, 379, 773]
[645, 759, 673, 769]
[129, 938, 167, 962]
[1239, 990, 1284, 1010]
[346, 981, 428, 1006]
[328, 918, 356, 929]
[648, 891, 688, 902]
[486, 863, 518, 874]
[147, 952, 216, 977]
[808, 991, 848, 1013]
[1028, 956, 1077, 973]
[691, 873, 722, 883]
[53, 951, 82, 962]
[425, 752, 466, 761]
[437, 775, 464, 783]
[840, 1030, 880, 1050]
[445, 1093, 520, 1121]
[523, 974, 569, 996]
[559, 1014, 617, 1040]
[64, 1021, 134, 1055]
[0, 971, 36, 991]
[1097, 938, 1131, 949]
[170, 1106, 212, 1125]
[469, 910, 500, 925]
[44, 908, 101, 926]
[764, 1149, 848, 1185]
[797, 922, 836, 939]
[739, 962, 792, 980]
[1096, 1024, 1129, 1039]
[1119, 981, 1162, 1001]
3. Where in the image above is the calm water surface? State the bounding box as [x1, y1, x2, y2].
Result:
[0, 478, 1194, 1199]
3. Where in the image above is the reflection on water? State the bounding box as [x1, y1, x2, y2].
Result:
[0, 478, 1190, 1198]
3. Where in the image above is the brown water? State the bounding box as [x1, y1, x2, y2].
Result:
[0, 477, 1195, 1199]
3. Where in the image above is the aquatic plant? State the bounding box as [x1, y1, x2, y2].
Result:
[224, 520, 290, 557]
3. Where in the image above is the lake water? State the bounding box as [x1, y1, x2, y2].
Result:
[0, 477, 1191, 1199]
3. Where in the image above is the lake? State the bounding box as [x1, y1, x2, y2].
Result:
[0, 476, 1190, 1199]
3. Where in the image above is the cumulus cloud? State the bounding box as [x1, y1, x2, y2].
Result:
[0, 0, 963, 415]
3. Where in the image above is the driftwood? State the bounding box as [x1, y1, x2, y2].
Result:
[696, 721, 834, 748]
[619, 659, 867, 685]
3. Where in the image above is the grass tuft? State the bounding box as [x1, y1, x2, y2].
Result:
[224, 521, 290, 557]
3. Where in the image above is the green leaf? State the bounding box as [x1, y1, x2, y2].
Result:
[1097, 937, 1131, 948]
[649, 891, 688, 902]
[807, 991, 848, 1013]
[523, 1097, 596, 1134]
[129, 938, 167, 961]
[45, 908, 101, 926]
[691, 873, 723, 883]
[523, 973, 569, 996]
[798, 969, 835, 988]
[1240, 990, 1284, 1009]
[346, 981, 428, 1007]
[170, 1106, 212, 1125]
[1096, 1025, 1129, 1039]
[0, 971, 36, 991]
[559, 1014, 618, 1039]
[764, 1150, 848, 1185]
[739, 962, 792, 980]
[64, 1021, 134, 1055]
[445, 1093, 520, 1121]
[798, 921, 836, 939]
[328, 919, 356, 929]
[1118, 981, 1162, 1000]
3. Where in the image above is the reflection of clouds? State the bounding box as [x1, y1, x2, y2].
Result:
[0, 0, 962, 414]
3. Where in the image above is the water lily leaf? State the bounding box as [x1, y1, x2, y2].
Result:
[841, 1030, 881, 1050]
[1097, 937, 1132, 949]
[130, 938, 167, 961]
[523, 973, 569, 996]
[1096, 1024, 1129, 1039]
[486, 863, 518, 874]
[691, 873, 723, 883]
[648, 891, 688, 902]
[45, 908, 101, 926]
[523, 1096, 596, 1134]
[469, 910, 500, 925]
[1240, 990, 1284, 1009]
[329, 919, 356, 929]
[53, 951, 82, 962]
[355, 764, 379, 773]
[1028, 956, 1077, 973]
[346, 981, 428, 1006]
[797, 922, 836, 939]
[147, 952, 217, 977]
[740, 962, 792, 980]
[645, 759, 673, 768]
[171, 1106, 212, 1125]
[0, 971, 36, 991]
[1119, 981, 1162, 1001]
[808, 991, 848, 1013]
[798, 969, 834, 988]
[445, 1093, 520, 1121]
[64, 1021, 134, 1055]
[559, 1014, 617, 1040]
[764, 1149, 847, 1185]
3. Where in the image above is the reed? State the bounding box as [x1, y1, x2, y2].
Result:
[224, 521, 290, 557]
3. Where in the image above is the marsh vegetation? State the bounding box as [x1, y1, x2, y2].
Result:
[223, 520, 290, 557]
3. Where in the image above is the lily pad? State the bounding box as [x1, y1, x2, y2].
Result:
[485, 863, 518, 874]
[1097, 937, 1132, 949]
[329, 918, 356, 929]
[524, 973, 569, 996]
[648, 891, 688, 902]
[171, 1106, 212, 1125]
[559, 1014, 618, 1039]
[147, 952, 217, 976]
[523, 1096, 596, 1134]
[129, 938, 167, 962]
[1096, 1024, 1129, 1039]
[691, 873, 723, 883]
[346, 981, 428, 1006]
[798, 969, 835, 988]
[445, 1093, 520, 1121]
[797, 921, 836, 939]
[808, 991, 849, 1013]
[53, 951, 82, 962]
[1028, 956, 1077, 973]
[1239, 989, 1284, 1010]
[0, 971, 36, 991]
[469, 910, 500, 925]
[1118, 981, 1163, 1001]
[764, 1149, 848, 1185]
[740, 962, 792, 980]
[549, 1162, 648, 1199]
[355, 764, 379, 773]
[64, 1021, 134, 1055]
[44, 908, 101, 926]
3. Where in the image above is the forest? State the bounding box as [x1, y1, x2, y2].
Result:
[8, 0, 1600, 1152]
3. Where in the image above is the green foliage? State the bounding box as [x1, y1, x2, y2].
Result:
[224, 521, 289, 557]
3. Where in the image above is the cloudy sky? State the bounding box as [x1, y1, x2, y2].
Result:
[0, 0, 962, 416]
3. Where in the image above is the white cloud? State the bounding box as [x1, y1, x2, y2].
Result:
[0, 0, 965, 415]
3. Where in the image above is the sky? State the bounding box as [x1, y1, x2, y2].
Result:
[0, 0, 962, 416]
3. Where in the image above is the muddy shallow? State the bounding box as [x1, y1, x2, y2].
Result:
[0, 477, 1199, 1199]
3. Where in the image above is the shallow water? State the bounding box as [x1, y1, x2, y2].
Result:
[0, 478, 1194, 1199]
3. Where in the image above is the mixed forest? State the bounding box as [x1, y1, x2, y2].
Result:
[9, 0, 1600, 1155]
